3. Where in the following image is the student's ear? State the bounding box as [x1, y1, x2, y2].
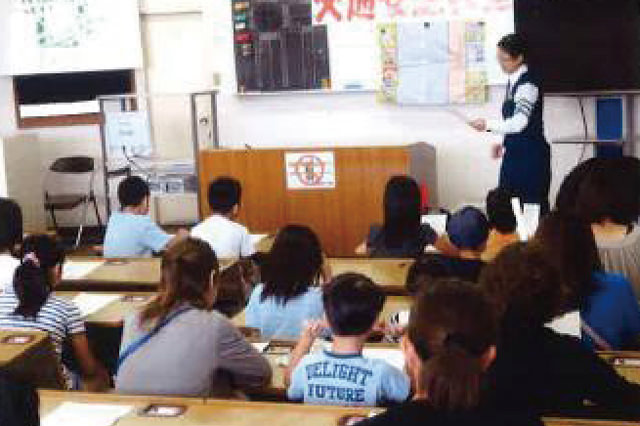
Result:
[207, 273, 219, 307]
[142, 196, 151, 214]
[52, 264, 63, 286]
[480, 345, 497, 371]
[231, 204, 240, 218]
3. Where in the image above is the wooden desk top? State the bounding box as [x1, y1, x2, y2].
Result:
[39, 390, 372, 426]
[327, 258, 412, 293]
[55, 292, 153, 327]
[58, 257, 237, 291]
[232, 295, 412, 328]
[0, 329, 48, 366]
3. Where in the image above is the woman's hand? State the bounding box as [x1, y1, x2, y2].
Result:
[469, 118, 487, 132]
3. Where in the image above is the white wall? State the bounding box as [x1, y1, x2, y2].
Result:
[0, 0, 633, 229]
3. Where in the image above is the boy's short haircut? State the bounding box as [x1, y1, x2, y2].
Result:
[208, 177, 242, 214]
[118, 176, 150, 208]
[446, 206, 490, 251]
[486, 187, 517, 234]
[323, 273, 385, 336]
[0, 198, 22, 252]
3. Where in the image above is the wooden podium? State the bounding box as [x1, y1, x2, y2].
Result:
[198, 143, 437, 257]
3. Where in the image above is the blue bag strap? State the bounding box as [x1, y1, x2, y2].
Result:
[116, 306, 192, 372]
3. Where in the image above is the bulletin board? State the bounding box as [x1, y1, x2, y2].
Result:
[313, 0, 515, 104]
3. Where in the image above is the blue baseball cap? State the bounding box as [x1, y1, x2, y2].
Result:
[446, 206, 490, 250]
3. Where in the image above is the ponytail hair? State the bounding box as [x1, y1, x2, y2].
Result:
[140, 237, 219, 326]
[13, 235, 65, 318]
[407, 279, 497, 411]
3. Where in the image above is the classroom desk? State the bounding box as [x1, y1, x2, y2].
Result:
[232, 295, 412, 328]
[58, 257, 237, 291]
[0, 330, 63, 388]
[39, 390, 372, 426]
[598, 351, 640, 385]
[55, 292, 153, 327]
[327, 258, 413, 294]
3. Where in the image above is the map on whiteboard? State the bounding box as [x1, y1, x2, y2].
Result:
[18, 0, 97, 48]
[1, 0, 142, 75]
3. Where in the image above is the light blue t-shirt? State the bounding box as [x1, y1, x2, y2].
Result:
[287, 350, 410, 406]
[581, 271, 640, 350]
[103, 212, 172, 258]
[245, 284, 324, 339]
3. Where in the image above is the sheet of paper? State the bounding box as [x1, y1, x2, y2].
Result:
[546, 311, 581, 338]
[62, 260, 105, 280]
[72, 293, 121, 317]
[511, 197, 528, 241]
[362, 348, 405, 371]
[252, 342, 269, 353]
[421, 214, 448, 235]
[42, 402, 133, 426]
[250, 234, 268, 247]
[522, 203, 541, 239]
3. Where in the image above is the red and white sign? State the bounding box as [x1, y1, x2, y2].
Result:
[285, 152, 336, 190]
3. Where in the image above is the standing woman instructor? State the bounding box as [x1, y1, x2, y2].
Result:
[470, 33, 551, 213]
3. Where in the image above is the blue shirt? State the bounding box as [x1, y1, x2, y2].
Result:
[287, 350, 410, 406]
[103, 212, 172, 258]
[581, 271, 640, 350]
[245, 284, 324, 339]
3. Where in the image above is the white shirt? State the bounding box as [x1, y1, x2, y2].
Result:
[0, 253, 20, 293]
[191, 214, 255, 259]
[488, 64, 539, 135]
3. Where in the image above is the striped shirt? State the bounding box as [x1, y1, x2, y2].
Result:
[0, 290, 85, 357]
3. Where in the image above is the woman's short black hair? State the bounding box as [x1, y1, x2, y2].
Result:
[382, 175, 423, 248]
[261, 225, 323, 304]
[498, 33, 528, 60]
[0, 198, 22, 252]
[323, 273, 385, 336]
[208, 177, 242, 214]
[118, 176, 150, 208]
[575, 157, 640, 226]
[486, 187, 517, 234]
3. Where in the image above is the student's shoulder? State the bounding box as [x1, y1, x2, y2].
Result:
[594, 271, 635, 295]
[46, 295, 81, 313]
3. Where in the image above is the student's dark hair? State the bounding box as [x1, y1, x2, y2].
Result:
[575, 157, 640, 226]
[532, 211, 601, 310]
[118, 175, 150, 208]
[408, 279, 496, 411]
[406, 253, 457, 295]
[0, 198, 23, 253]
[13, 235, 65, 318]
[0, 374, 39, 426]
[382, 175, 422, 248]
[140, 237, 219, 326]
[323, 273, 385, 336]
[486, 187, 517, 234]
[261, 225, 323, 305]
[480, 243, 566, 328]
[555, 157, 599, 215]
[497, 33, 528, 60]
[208, 176, 242, 214]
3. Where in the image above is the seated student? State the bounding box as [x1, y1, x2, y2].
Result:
[533, 212, 640, 350]
[573, 157, 640, 298]
[0, 374, 39, 426]
[286, 273, 410, 406]
[191, 176, 255, 259]
[0, 198, 22, 292]
[481, 243, 640, 416]
[356, 176, 451, 258]
[416, 207, 489, 284]
[245, 225, 326, 339]
[356, 279, 542, 426]
[0, 235, 109, 390]
[103, 176, 187, 258]
[482, 187, 519, 262]
[116, 237, 271, 397]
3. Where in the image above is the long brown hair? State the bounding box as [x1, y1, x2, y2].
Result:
[407, 279, 497, 411]
[140, 238, 219, 326]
